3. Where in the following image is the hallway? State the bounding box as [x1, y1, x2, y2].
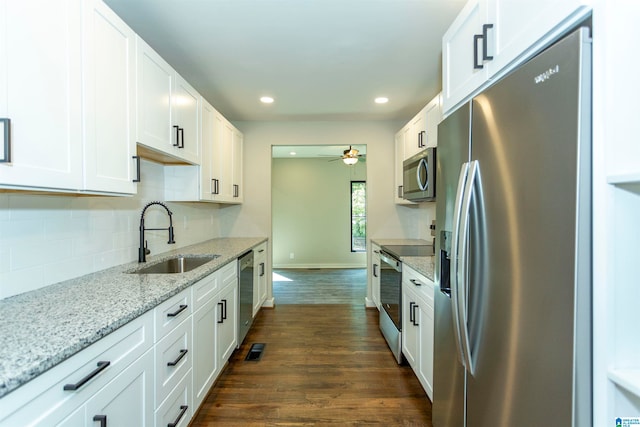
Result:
[191, 304, 432, 426]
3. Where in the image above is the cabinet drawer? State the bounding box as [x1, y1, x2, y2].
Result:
[219, 260, 237, 289]
[403, 265, 434, 309]
[155, 316, 192, 407]
[0, 311, 153, 426]
[192, 271, 219, 311]
[155, 368, 192, 427]
[154, 287, 192, 341]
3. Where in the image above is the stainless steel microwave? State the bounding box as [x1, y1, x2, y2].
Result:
[403, 147, 436, 202]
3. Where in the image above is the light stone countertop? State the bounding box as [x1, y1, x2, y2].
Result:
[0, 237, 266, 399]
[371, 238, 435, 281]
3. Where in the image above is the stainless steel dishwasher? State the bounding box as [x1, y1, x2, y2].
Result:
[237, 250, 254, 347]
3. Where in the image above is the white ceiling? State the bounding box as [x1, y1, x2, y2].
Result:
[104, 0, 466, 122]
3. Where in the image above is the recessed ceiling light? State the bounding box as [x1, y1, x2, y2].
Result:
[260, 96, 274, 104]
[289, 151, 297, 156]
[375, 97, 389, 104]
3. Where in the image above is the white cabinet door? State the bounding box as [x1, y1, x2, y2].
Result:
[404, 110, 426, 159]
[192, 296, 218, 409]
[442, 0, 490, 113]
[199, 98, 216, 201]
[424, 94, 442, 149]
[371, 244, 381, 309]
[488, 0, 590, 74]
[402, 285, 419, 369]
[232, 129, 243, 202]
[0, 0, 83, 191]
[173, 73, 200, 164]
[82, 0, 137, 194]
[155, 369, 192, 427]
[217, 282, 238, 366]
[135, 37, 176, 157]
[417, 301, 434, 400]
[253, 242, 267, 316]
[85, 349, 154, 427]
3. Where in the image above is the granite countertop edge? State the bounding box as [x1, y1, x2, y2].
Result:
[370, 238, 435, 281]
[0, 237, 266, 399]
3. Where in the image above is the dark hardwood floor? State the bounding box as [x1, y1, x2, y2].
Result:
[191, 269, 432, 426]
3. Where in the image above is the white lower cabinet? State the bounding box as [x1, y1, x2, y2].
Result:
[83, 349, 155, 427]
[0, 257, 248, 427]
[401, 265, 434, 401]
[155, 369, 192, 427]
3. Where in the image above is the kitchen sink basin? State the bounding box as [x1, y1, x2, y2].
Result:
[130, 255, 219, 274]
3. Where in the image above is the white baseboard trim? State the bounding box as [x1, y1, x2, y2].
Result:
[365, 297, 377, 308]
[272, 263, 367, 269]
[261, 297, 275, 308]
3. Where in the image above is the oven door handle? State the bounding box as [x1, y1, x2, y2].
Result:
[379, 251, 402, 272]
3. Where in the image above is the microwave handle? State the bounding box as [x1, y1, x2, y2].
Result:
[417, 158, 429, 191]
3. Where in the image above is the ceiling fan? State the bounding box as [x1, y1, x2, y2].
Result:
[327, 146, 366, 165]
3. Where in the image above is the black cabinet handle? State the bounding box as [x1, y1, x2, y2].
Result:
[178, 127, 184, 148]
[482, 24, 494, 61]
[373, 263, 378, 278]
[473, 34, 483, 69]
[64, 361, 110, 391]
[167, 349, 188, 367]
[132, 155, 141, 183]
[398, 185, 403, 198]
[409, 302, 415, 324]
[173, 125, 180, 147]
[168, 405, 188, 427]
[222, 299, 227, 320]
[410, 279, 422, 287]
[93, 415, 107, 427]
[167, 304, 188, 318]
[412, 303, 419, 326]
[1, 118, 10, 163]
[233, 184, 239, 197]
[217, 302, 224, 323]
[260, 262, 265, 276]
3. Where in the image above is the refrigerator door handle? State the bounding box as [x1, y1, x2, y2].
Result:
[451, 162, 469, 368]
[456, 160, 479, 376]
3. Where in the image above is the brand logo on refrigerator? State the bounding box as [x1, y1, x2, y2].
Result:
[534, 65, 560, 84]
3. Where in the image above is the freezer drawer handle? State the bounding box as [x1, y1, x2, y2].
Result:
[167, 349, 188, 367]
[64, 361, 110, 391]
[168, 405, 188, 427]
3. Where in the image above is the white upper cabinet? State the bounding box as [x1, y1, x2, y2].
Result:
[442, 0, 591, 113]
[232, 128, 243, 202]
[0, 0, 84, 191]
[82, 0, 137, 194]
[136, 36, 200, 165]
[423, 93, 442, 149]
[404, 110, 426, 160]
[0, 0, 138, 194]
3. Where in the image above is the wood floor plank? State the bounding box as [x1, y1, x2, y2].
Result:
[191, 304, 432, 426]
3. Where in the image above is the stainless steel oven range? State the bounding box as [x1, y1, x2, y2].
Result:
[379, 244, 433, 363]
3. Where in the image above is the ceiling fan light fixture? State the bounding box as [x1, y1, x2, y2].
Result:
[343, 157, 358, 165]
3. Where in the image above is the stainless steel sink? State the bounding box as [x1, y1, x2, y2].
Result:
[131, 255, 219, 274]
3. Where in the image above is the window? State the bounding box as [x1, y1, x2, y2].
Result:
[351, 181, 366, 252]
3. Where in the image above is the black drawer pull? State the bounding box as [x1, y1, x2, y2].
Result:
[168, 405, 188, 427]
[64, 361, 110, 391]
[93, 415, 107, 427]
[167, 304, 188, 318]
[167, 349, 188, 367]
[410, 279, 422, 287]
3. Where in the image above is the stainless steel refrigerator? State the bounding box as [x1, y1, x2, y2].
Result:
[433, 28, 592, 427]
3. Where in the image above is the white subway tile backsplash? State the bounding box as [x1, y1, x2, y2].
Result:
[0, 160, 222, 299]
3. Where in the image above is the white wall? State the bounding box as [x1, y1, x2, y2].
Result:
[0, 160, 221, 299]
[272, 157, 366, 268]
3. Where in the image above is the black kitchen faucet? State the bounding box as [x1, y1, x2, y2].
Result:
[138, 201, 175, 262]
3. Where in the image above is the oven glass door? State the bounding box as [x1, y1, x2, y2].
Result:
[379, 251, 402, 329]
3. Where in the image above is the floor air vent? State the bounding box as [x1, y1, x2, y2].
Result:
[245, 343, 266, 361]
